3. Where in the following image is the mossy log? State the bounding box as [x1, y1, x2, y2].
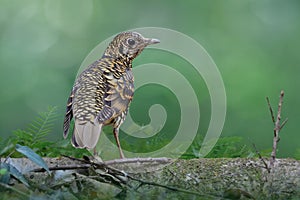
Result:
[4, 157, 300, 199]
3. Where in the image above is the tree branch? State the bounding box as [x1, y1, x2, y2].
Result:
[268, 90, 287, 168]
[31, 164, 91, 172]
[128, 174, 219, 198]
[266, 96, 275, 124]
[57, 155, 218, 198]
[252, 143, 270, 173]
[104, 157, 171, 165]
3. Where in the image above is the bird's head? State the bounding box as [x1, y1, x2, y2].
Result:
[104, 32, 160, 60]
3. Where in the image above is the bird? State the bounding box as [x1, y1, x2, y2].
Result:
[63, 31, 160, 158]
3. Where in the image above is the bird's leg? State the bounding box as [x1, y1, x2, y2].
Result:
[113, 128, 125, 158]
[93, 147, 97, 156]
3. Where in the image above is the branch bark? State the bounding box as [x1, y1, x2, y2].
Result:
[5, 157, 300, 199]
[267, 90, 288, 168]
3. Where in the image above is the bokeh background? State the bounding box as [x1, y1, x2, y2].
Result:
[0, 0, 299, 158]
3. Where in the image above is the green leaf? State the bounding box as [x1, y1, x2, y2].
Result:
[0, 168, 8, 175]
[15, 144, 50, 174]
[1, 162, 29, 187]
[0, 164, 10, 184]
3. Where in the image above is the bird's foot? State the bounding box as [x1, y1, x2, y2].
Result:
[92, 155, 103, 163]
[92, 148, 103, 163]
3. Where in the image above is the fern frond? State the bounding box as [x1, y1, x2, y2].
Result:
[29, 106, 57, 145]
[12, 106, 58, 147]
[0, 106, 59, 157]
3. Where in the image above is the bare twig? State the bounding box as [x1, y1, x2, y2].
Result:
[128, 175, 218, 198]
[62, 155, 126, 178]
[280, 118, 288, 130]
[104, 157, 171, 165]
[268, 90, 288, 168]
[60, 155, 217, 198]
[252, 143, 270, 173]
[266, 97, 275, 124]
[4, 150, 15, 163]
[31, 164, 91, 172]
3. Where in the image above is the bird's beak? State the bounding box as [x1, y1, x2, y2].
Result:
[144, 38, 160, 45]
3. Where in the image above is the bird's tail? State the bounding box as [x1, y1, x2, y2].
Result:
[72, 120, 102, 149]
[63, 90, 74, 138]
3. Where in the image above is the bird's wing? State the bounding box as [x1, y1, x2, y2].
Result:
[100, 68, 134, 127]
[71, 64, 105, 149]
[63, 88, 75, 138]
[96, 105, 115, 123]
[113, 69, 134, 111]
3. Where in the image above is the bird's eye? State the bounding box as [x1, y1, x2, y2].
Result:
[127, 38, 136, 46]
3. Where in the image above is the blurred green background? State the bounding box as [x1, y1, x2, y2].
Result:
[0, 0, 299, 158]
